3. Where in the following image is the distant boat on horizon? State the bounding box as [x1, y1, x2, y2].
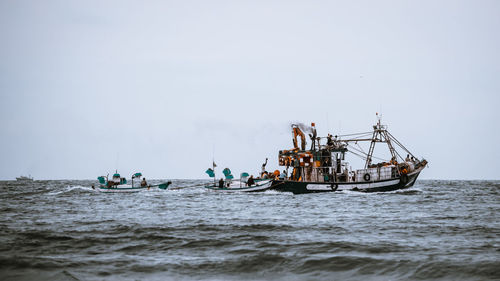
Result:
[16, 175, 33, 182]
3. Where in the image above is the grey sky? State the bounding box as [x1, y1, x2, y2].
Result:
[1, 0, 499, 180]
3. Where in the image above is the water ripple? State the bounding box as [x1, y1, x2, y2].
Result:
[0, 180, 499, 280]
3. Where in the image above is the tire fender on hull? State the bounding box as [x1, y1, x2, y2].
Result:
[363, 173, 371, 181]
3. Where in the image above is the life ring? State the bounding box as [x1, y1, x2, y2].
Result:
[363, 173, 371, 182]
[400, 174, 409, 185]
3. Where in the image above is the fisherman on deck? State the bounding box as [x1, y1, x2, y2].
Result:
[141, 178, 147, 187]
[343, 168, 349, 182]
[218, 178, 224, 188]
[327, 134, 334, 146]
[247, 175, 255, 186]
[279, 170, 287, 180]
[390, 156, 397, 165]
[405, 154, 411, 162]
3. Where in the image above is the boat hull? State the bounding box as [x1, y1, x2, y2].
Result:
[97, 185, 150, 193]
[270, 169, 422, 194]
[96, 182, 171, 193]
[205, 180, 272, 192]
[16, 177, 33, 182]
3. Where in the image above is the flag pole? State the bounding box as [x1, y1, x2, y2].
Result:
[212, 144, 216, 186]
[212, 143, 217, 187]
[213, 160, 216, 186]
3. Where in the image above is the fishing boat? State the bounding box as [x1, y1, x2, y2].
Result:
[204, 179, 273, 192]
[16, 175, 33, 182]
[94, 172, 171, 193]
[204, 167, 273, 192]
[269, 116, 428, 194]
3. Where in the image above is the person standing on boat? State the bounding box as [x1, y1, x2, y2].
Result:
[261, 158, 268, 177]
[218, 178, 224, 188]
[141, 178, 147, 187]
[411, 156, 417, 164]
[327, 134, 334, 146]
[390, 156, 396, 165]
[247, 175, 255, 186]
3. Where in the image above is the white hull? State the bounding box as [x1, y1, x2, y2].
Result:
[96, 185, 150, 193]
[336, 168, 421, 191]
[205, 180, 272, 192]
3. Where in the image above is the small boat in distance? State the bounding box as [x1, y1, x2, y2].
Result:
[94, 171, 171, 193]
[16, 175, 33, 182]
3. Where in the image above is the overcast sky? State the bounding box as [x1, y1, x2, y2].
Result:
[1, 0, 499, 180]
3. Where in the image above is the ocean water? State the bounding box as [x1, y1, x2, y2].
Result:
[0, 180, 499, 281]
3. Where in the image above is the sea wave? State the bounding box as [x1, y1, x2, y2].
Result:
[1, 180, 499, 280]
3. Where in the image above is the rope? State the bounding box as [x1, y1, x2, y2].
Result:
[347, 150, 367, 160]
[356, 142, 366, 154]
[387, 132, 416, 158]
[171, 183, 207, 189]
[338, 133, 373, 141]
[336, 131, 373, 137]
[347, 144, 388, 162]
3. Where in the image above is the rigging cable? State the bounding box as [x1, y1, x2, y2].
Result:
[347, 150, 367, 160]
[338, 132, 373, 141]
[387, 132, 416, 159]
[337, 131, 373, 137]
[347, 144, 389, 162]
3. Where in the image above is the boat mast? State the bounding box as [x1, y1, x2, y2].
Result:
[364, 114, 398, 168]
[365, 129, 377, 169]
